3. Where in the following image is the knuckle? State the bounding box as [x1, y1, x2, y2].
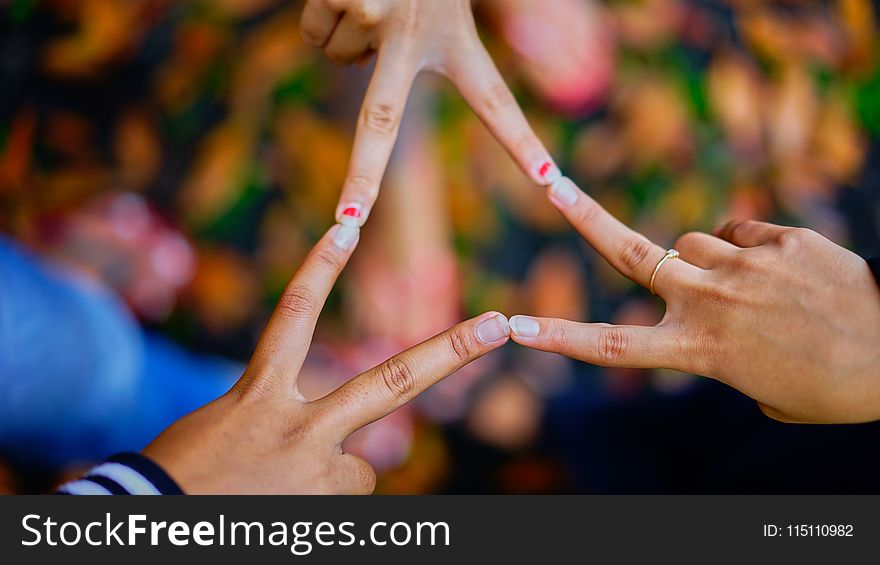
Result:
[377, 356, 416, 400]
[346, 173, 379, 199]
[572, 196, 601, 225]
[544, 319, 569, 350]
[618, 237, 653, 274]
[776, 228, 809, 250]
[481, 82, 516, 116]
[596, 326, 629, 365]
[362, 103, 399, 135]
[511, 134, 542, 163]
[352, 0, 382, 26]
[445, 327, 474, 363]
[276, 285, 319, 320]
[314, 247, 345, 270]
[728, 250, 761, 274]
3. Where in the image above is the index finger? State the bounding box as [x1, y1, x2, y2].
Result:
[246, 223, 360, 387]
[334, 43, 419, 227]
[314, 312, 511, 440]
[547, 177, 703, 296]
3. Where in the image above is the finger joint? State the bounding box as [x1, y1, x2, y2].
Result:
[481, 82, 516, 116]
[276, 285, 319, 321]
[619, 237, 653, 275]
[313, 247, 344, 271]
[363, 103, 399, 135]
[445, 328, 473, 363]
[597, 327, 629, 365]
[377, 356, 416, 400]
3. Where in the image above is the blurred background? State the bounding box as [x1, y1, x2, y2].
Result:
[2, 0, 880, 494]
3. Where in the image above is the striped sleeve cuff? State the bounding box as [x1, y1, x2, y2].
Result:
[57, 453, 184, 495]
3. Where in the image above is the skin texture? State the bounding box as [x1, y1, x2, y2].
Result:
[143, 225, 510, 494]
[510, 177, 880, 424]
[299, 0, 557, 225]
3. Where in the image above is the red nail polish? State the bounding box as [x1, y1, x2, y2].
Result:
[536, 161, 561, 185]
[339, 203, 365, 227]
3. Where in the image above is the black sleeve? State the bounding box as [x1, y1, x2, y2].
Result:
[56, 452, 185, 495]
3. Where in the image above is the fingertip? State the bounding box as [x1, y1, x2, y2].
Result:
[547, 177, 580, 209]
[328, 223, 360, 252]
[509, 315, 541, 339]
[475, 311, 511, 345]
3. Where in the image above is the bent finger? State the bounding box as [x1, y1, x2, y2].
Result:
[324, 14, 373, 65]
[713, 219, 790, 248]
[300, 0, 342, 48]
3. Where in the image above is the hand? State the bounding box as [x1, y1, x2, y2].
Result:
[299, 0, 559, 227]
[508, 177, 880, 424]
[142, 224, 511, 493]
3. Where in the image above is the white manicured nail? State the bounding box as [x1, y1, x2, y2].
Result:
[510, 315, 540, 338]
[476, 314, 511, 344]
[536, 160, 561, 185]
[338, 202, 365, 227]
[550, 177, 579, 208]
[332, 224, 359, 251]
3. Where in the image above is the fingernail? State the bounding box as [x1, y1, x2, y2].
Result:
[331, 224, 360, 251]
[476, 313, 510, 344]
[338, 202, 365, 227]
[549, 177, 579, 208]
[536, 160, 561, 185]
[509, 315, 540, 338]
